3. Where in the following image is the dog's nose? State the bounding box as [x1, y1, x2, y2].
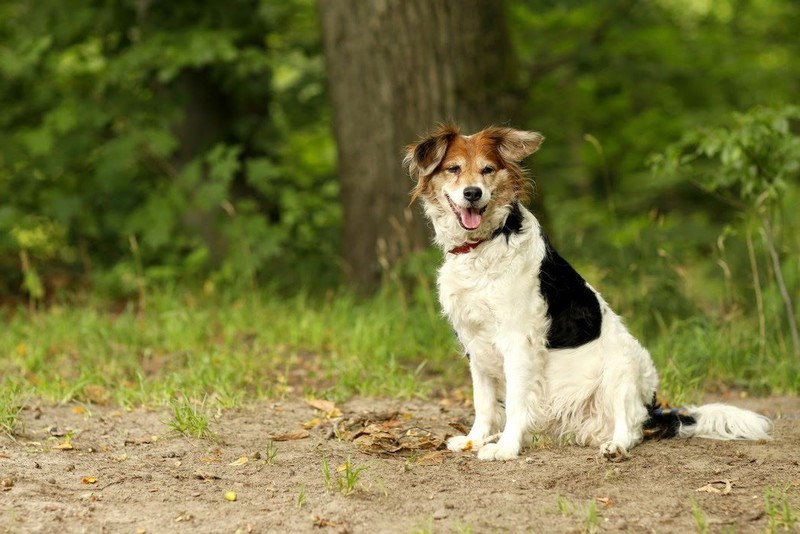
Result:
[463, 186, 482, 203]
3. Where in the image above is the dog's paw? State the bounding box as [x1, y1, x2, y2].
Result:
[447, 435, 482, 452]
[599, 441, 629, 462]
[476, 442, 519, 461]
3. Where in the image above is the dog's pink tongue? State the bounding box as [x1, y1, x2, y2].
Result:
[460, 207, 482, 230]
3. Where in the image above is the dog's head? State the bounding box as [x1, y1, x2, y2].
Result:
[404, 125, 543, 243]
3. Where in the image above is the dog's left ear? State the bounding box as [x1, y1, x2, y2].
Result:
[486, 127, 544, 162]
[404, 125, 460, 179]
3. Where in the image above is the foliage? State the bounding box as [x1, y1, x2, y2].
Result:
[652, 106, 800, 356]
[0, 0, 337, 298]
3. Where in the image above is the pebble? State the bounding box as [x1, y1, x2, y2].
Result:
[432, 509, 448, 520]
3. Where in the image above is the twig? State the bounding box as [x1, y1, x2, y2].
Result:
[760, 216, 800, 357]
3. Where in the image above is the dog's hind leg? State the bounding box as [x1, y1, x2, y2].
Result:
[598, 383, 647, 461]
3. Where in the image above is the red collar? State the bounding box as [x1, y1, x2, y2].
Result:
[448, 240, 486, 255]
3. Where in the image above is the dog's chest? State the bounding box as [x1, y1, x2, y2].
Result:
[437, 245, 543, 346]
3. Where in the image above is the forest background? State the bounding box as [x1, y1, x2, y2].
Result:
[1, 0, 799, 407]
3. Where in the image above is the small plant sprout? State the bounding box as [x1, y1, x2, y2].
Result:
[690, 496, 709, 534]
[584, 499, 599, 534]
[321, 456, 367, 495]
[764, 485, 796, 532]
[322, 457, 333, 492]
[0, 387, 25, 436]
[166, 395, 215, 439]
[264, 441, 278, 465]
[338, 456, 367, 495]
[555, 495, 573, 516]
[296, 488, 306, 510]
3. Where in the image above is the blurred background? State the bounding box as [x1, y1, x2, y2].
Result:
[1, 0, 798, 401]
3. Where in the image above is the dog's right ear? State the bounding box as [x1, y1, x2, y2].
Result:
[403, 124, 460, 179]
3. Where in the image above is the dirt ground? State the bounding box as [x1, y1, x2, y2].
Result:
[1, 395, 798, 534]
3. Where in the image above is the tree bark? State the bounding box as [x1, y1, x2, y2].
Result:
[318, 0, 518, 292]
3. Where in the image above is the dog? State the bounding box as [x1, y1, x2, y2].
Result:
[404, 124, 772, 461]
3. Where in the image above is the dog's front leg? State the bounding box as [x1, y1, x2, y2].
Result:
[478, 336, 544, 461]
[447, 357, 498, 452]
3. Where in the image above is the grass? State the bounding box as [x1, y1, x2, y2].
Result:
[690, 496, 709, 534]
[0, 386, 25, 436]
[322, 456, 367, 495]
[764, 485, 797, 532]
[0, 208, 799, 411]
[166, 395, 215, 439]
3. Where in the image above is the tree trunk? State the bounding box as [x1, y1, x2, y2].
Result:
[318, 0, 517, 292]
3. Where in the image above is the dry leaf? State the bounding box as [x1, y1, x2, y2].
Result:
[229, 457, 248, 466]
[313, 516, 339, 528]
[305, 398, 342, 418]
[72, 406, 86, 415]
[82, 477, 97, 484]
[302, 418, 322, 429]
[271, 430, 310, 442]
[449, 421, 469, 434]
[596, 496, 614, 508]
[696, 479, 733, 495]
[53, 437, 74, 450]
[416, 451, 445, 465]
[306, 398, 335, 413]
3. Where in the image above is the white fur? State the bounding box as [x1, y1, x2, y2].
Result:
[410, 129, 773, 461]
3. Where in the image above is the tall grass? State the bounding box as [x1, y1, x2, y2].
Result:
[1, 188, 798, 407]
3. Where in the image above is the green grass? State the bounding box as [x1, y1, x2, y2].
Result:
[322, 455, 367, 496]
[764, 485, 797, 532]
[689, 496, 709, 534]
[0, 236, 798, 409]
[0, 386, 26, 436]
[166, 395, 215, 439]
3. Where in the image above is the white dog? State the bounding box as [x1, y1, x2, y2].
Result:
[404, 124, 772, 461]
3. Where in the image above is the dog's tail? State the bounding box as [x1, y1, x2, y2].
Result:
[643, 397, 772, 441]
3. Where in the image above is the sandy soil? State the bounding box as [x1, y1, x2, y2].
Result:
[1, 395, 798, 533]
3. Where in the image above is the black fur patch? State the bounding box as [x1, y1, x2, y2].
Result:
[642, 394, 697, 439]
[538, 232, 603, 349]
[491, 202, 524, 241]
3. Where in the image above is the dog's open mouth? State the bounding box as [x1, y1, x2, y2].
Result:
[446, 194, 486, 231]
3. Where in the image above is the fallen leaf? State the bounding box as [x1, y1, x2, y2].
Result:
[1, 478, 14, 489]
[416, 451, 445, 465]
[596, 496, 614, 508]
[696, 479, 733, 495]
[224, 491, 237, 502]
[271, 430, 309, 442]
[313, 516, 338, 528]
[302, 418, 322, 429]
[305, 398, 342, 418]
[229, 457, 248, 466]
[72, 406, 86, 415]
[53, 436, 74, 450]
[306, 398, 335, 413]
[82, 477, 97, 484]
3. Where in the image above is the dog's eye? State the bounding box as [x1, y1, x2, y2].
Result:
[446, 165, 461, 174]
[481, 166, 495, 175]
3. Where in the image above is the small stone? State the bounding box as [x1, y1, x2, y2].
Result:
[48, 478, 57, 484]
[432, 509, 448, 520]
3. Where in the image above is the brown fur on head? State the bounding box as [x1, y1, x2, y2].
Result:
[404, 125, 543, 206]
